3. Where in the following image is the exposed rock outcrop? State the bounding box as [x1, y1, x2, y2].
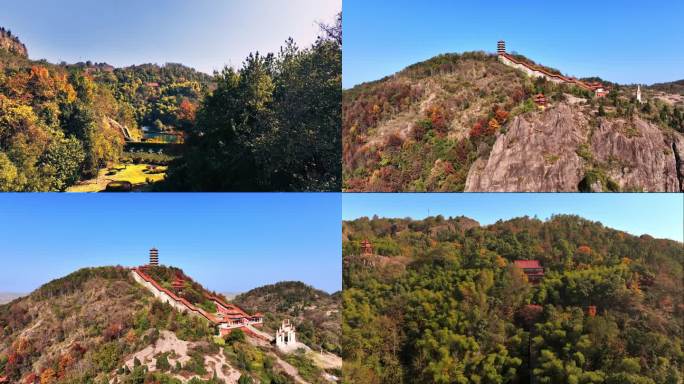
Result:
[465, 103, 587, 191]
[0, 27, 28, 58]
[590, 117, 681, 191]
[465, 103, 684, 192]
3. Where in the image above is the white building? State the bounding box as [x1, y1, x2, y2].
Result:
[275, 319, 297, 351]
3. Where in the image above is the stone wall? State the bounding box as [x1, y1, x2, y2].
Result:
[131, 270, 194, 315]
[498, 55, 565, 84]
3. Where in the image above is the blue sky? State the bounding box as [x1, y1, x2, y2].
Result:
[1, 0, 340, 74]
[343, 194, 684, 242]
[0, 193, 341, 294]
[343, 0, 684, 88]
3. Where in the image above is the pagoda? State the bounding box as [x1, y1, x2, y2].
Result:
[149, 248, 159, 266]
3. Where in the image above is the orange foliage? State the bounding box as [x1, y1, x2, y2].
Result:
[577, 245, 592, 255]
[426, 105, 447, 133]
[39, 368, 56, 384]
[178, 98, 197, 123]
[487, 118, 500, 133]
[57, 353, 75, 378]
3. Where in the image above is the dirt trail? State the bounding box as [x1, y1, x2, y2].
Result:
[112, 330, 241, 384]
[310, 350, 342, 370]
[272, 354, 310, 384]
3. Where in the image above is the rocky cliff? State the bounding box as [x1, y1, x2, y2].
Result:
[465, 103, 684, 192]
[0, 27, 28, 57]
[343, 51, 684, 192]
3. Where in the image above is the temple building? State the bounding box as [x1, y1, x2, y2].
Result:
[514, 260, 545, 283]
[361, 239, 373, 255]
[172, 273, 184, 292]
[497, 41, 608, 98]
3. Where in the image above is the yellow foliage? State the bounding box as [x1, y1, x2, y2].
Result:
[495, 255, 507, 268]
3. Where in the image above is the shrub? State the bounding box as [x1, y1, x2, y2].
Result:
[224, 329, 246, 344]
[104, 181, 133, 192]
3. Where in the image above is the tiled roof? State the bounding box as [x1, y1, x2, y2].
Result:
[514, 260, 542, 269]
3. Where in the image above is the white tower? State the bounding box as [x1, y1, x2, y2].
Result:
[636, 85, 643, 104]
[275, 319, 297, 351]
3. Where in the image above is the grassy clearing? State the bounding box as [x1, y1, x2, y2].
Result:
[66, 164, 167, 192]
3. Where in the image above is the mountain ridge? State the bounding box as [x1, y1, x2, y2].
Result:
[343, 49, 684, 192]
[0, 265, 341, 383]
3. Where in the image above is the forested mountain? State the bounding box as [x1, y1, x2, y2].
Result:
[234, 281, 341, 354]
[0, 266, 338, 383]
[343, 52, 684, 192]
[0, 15, 341, 192]
[342, 215, 684, 383]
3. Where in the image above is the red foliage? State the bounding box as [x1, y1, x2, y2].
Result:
[516, 304, 544, 329]
[103, 322, 124, 341]
[495, 109, 509, 124]
[469, 119, 487, 138]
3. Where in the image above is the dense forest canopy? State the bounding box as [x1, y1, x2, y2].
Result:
[0, 13, 341, 191]
[342, 215, 683, 384]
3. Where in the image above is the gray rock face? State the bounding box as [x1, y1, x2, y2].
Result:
[590, 118, 681, 192]
[465, 103, 684, 192]
[465, 104, 587, 191]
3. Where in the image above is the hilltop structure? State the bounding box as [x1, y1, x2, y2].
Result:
[361, 239, 373, 255]
[149, 247, 159, 266]
[637, 85, 643, 103]
[131, 250, 266, 339]
[497, 41, 608, 98]
[514, 260, 545, 283]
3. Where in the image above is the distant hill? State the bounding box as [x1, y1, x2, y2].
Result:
[343, 51, 684, 192]
[0, 292, 25, 305]
[648, 79, 684, 95]
[342, 214, 684, 383]
[234, 281, 341, 353]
